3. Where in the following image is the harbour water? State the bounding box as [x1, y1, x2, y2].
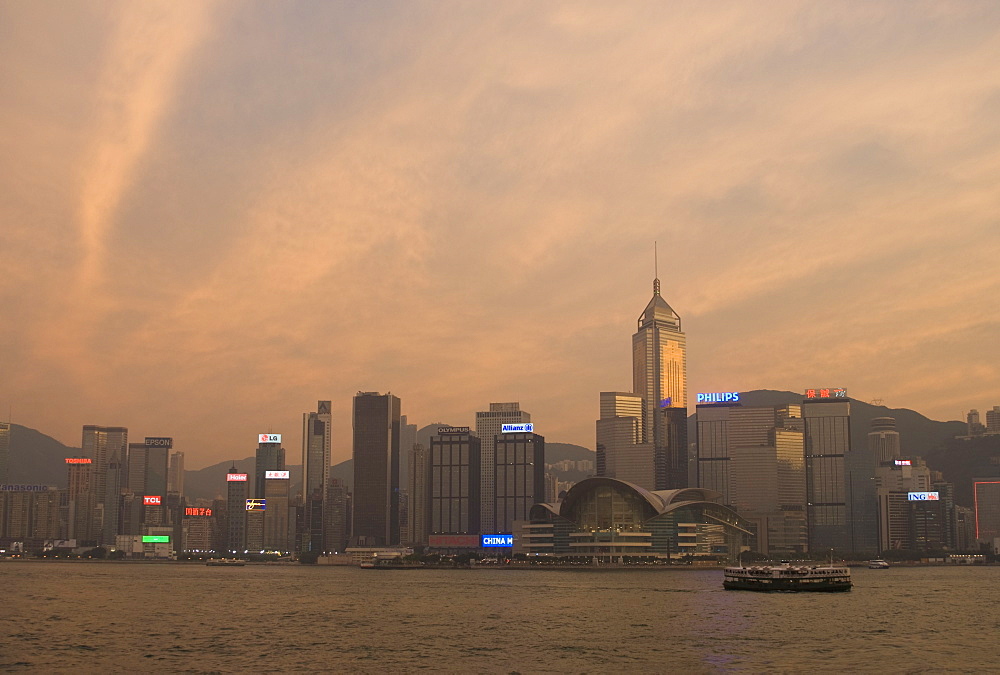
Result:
[4, 562, 999, 672]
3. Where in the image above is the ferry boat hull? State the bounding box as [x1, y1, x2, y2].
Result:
[723, 564, 852, 592]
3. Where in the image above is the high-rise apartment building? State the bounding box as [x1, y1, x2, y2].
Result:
[596, 392, 649, 485]
[987, 406, 1000, 434]
[493, 431, 545, 535]
[352, 392, 401, 546]
[973, 479, 1000, 544]
[868, 417, 901, 465]
[406, 443, 429, 546]
[429, 428, 481, 535]
[263, 471, 291, 552]
[967, 409, 984, 436]
[476, 403, 530, 533]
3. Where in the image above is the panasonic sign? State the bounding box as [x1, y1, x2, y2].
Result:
[481, 534, 514, 547]
[501, 423, 533, 433]
[696, 392, 740, 404]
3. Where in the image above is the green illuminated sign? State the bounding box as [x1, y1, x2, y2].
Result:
[142, 535, 170, 543]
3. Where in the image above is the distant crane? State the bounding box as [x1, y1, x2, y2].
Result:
[870, 398, 884, 407]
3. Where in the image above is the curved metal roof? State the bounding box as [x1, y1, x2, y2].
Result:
[556, 477, 725, 520]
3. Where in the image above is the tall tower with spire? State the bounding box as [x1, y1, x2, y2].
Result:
[631, 261, 689, 488]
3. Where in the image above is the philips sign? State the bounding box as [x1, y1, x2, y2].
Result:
[144, 437, 173, 448]
[481, 534, 513, 547]
[259, 434, 281, 444]
[696, 392, 740, 404]
[907, 492, 940, 501]
[501, 423, 533, 433]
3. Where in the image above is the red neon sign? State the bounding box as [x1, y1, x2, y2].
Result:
[227, 473, 248, 482]
[185, 507, 212, 517]
[65, 458, 93, 464]
[144, 495, 161, 505]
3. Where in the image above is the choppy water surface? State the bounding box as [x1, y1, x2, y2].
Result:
[4, 562, 998, 672]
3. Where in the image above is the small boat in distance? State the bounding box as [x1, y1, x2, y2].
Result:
[868, 559, 890, 569]
[206, 558, 246, 567]
[723, 561, 852, 592]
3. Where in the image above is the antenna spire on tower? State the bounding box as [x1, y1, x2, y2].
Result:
[653, 241, 660, 295]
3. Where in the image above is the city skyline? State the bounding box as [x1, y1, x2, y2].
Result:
[3, 3, 1000, 469]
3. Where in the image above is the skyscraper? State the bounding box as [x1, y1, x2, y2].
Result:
[168, 451, 185, 495]
[476, 403, 530, 533]
[868, 417, 901, 464]
[254, 434, 285, 499]
[493, 431, 545, 534]
[428, 427, 481, 536]
[302, 401, 332, 500]
[630, 276, 688, 489]
[802, 392, 876, 555]
[406, 443, 429, 546]
[987, 406, 1000, 434]
[0, 422, 9, 485]
[352, 392, 401, 546]
[82, 425, 128, 508]
[225, 467, 248, 554]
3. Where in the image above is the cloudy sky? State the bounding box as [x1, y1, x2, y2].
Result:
[2, 1, 999, 469]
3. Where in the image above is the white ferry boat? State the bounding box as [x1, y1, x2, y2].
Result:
[868, 559, 890, 569]
[723, 561, 852, 592]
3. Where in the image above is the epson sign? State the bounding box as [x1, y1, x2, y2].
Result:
[481, 534, 514, 547]
[697, 392, 740, 404]
[501, 423, 533, 433]
[145, 437, 173, 448]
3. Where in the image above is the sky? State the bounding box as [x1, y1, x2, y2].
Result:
[2, 1, 999, 469]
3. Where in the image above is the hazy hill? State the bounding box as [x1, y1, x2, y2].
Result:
[6, 424, 80, 487]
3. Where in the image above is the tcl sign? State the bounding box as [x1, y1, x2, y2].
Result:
[144, 495, 162, 505]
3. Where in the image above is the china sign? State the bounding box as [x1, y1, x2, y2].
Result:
[908, 492, 940, 501]
[481, 534, 514, 547]
[227, 473, 248, 482]
[259, 434, 281, 444]
[265, 470, 290, 479]
[805, 388, 848, 399]
[501, 423, 534, 433]
[143, 495, 161, 505]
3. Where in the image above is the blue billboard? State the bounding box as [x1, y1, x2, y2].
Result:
[481, 534, 513, 547]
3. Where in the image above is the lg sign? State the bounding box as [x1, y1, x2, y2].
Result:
[259, 434, 281, 444]
[143, 495, 162, 505]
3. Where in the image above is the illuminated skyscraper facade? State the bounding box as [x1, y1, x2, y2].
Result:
[352, 392, 401, 546]
[594, 277, 689, 491]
